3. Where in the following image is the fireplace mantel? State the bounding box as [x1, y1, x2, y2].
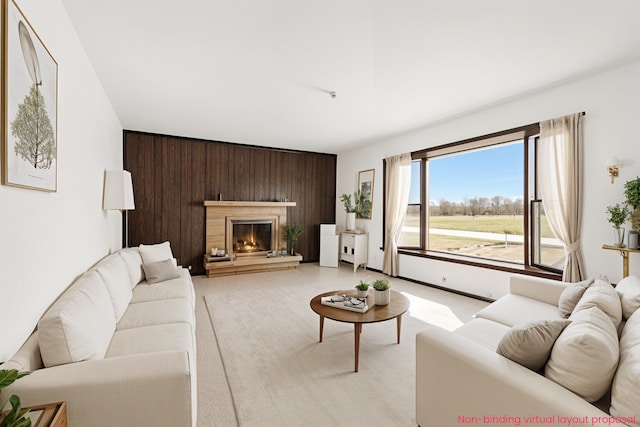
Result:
[203, 201, 296, 208]
[203, 200, 300, 277]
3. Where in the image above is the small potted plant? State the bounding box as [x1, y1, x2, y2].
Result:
[624, 177, 640, 249]
[606, 202, 629, 247]
[355, 280, 369, 298]
[340, 193, 357, 231]
[372, 278, 390, 306]
[0, 369, 31, 427]
[283, 224, 304, 256]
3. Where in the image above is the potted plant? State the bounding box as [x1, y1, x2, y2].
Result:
[0, 369, 31, 427]
[372, 278, 390, 306]
[340, 193, 357, 231]
[283, 224, 304, 256]
[624, 177, 640, 249]
[355, 280, 369, 298]
[606, 202, 629, 247]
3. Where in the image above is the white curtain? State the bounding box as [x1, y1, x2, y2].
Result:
[538, 113, 585, 282]
[383, 153, 412, 276]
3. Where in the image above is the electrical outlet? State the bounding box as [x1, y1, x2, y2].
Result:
[441, 276, 447, 283]
[599, 274, 609, 282]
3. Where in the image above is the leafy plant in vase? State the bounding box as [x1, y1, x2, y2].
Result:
[283, 224, 304, 256]
[624, 177, 640, 249]
[372, 278, 390, 306]
[606, 202, 629, 247]
[340, 193, 357, 231]
[355, 280, 369, 298]
[0, 369, 31, 427]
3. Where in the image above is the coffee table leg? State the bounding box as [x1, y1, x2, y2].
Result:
[396, 314, 403, 344]
[354, 323, 362, 372]
[319, 316, 325, 342]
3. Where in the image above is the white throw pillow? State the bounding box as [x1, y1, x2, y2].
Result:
[142, 259, 180, 284]
[496, 319, 571, 371]
[615, 275, 640, 320]
[545, 307, 620, 402]
[558, 278, 593, 318]
[610, 309, 640, 424]
[571, 279, 622, 330]
[139, 241, 174, 264]
[95, 253, 133, 321]
[118, 247, 144, 288]
[38, 270, 116, 367]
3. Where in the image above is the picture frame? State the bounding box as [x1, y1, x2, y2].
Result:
[1, 0, 58, 192]
[357, 169, 374, 219]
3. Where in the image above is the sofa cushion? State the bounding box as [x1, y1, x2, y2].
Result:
[615, 275, 640, 320]
[545, 307, 619, 402]
[496, 319, 571, 371]
[139, 241, 174, 264]
[610, 308, 640, 426]
[116, 298, 194, 330]
[95, 253, 133, 321]
[106, 323, 194, 358]
[474, 294, 563, 327]
[131, 269, 193, 303]
[572, 279, 622, 330]
[453, 318, 511, 351]
[38, 270, 116, 367]
[558, 278, 593, 318]
[142, 259, 181, 284]
[118, 247, 144, 288]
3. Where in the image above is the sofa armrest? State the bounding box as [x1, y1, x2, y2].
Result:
[416, 325, 612, 427]
[1, 351, 194, 427]
[509, 274, 567, 306]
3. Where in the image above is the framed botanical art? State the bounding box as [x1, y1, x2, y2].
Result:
[357, 169, 374, 219]
[1, 0, 58, 191]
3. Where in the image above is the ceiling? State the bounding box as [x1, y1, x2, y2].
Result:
[60, 0, 640, 154]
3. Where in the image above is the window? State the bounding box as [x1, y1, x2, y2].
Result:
[398, 123, 563, 273]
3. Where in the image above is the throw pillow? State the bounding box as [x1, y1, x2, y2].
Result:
[545, 306, 620, 402]
[142, 259, 180, 284]
[139, 241, 174, 264]
[94, 253, 134, 322]
[38, 270, 116, 367]
[558, 278, 593, 318]
[496, 319, 571, 371]
[571, 279, 622, 330]
[610, 308, 640, 422]
[615, 275, 640, 320]
[118, 247, 144, 288]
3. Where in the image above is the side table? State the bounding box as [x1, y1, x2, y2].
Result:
[0, 401, 67, 427]
[602, 244, 640, 278]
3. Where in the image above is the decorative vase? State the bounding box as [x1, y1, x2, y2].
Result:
[374, 289, 390, 306]
[346, 212, 356, 231]
[356, 289, 368, 298]
[629, 231, 639, 250]
[613, 227, 625, 247]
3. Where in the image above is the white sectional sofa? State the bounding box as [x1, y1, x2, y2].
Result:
[417, 274, 640, 427]
[0, 242, 197, 427]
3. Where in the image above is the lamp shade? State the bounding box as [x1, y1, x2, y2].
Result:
[103, 170, 135, 210]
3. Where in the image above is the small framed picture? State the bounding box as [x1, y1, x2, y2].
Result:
[357, 169, 374, 219]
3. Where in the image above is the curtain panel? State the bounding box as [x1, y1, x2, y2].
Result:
[538, 113, 585, 282]
[383, 153, 412, 276]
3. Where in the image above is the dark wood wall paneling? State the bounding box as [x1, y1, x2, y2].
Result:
[123, 131, 337, 275]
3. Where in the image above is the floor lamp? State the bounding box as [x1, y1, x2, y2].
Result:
[103, 170, 135, 248]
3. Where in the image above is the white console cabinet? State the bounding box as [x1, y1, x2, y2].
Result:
[340, 232, 367, 272]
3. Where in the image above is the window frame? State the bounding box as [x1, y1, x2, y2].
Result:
[391, 122, 562, 279]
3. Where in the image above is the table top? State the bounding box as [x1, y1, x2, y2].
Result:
[310, 289, 410, 324]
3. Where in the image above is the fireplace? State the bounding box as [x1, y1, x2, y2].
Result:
[232, 219, 275, 256]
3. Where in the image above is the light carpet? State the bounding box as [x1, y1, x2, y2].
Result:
[204, 281, 429, 427]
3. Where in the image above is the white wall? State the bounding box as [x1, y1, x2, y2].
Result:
[337, 60, 640, 299]
[0, 0, 122, 361]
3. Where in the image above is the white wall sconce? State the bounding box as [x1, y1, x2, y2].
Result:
[606, 157, 623, 184]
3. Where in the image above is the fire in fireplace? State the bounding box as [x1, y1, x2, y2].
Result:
[232, 219, 274, 256]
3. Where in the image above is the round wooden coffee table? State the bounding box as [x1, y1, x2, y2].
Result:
[309, 289, 410, 372]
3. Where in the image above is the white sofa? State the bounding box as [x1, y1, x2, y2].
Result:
[0, 242, 197, 427]
[417, 274, 640, 427]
